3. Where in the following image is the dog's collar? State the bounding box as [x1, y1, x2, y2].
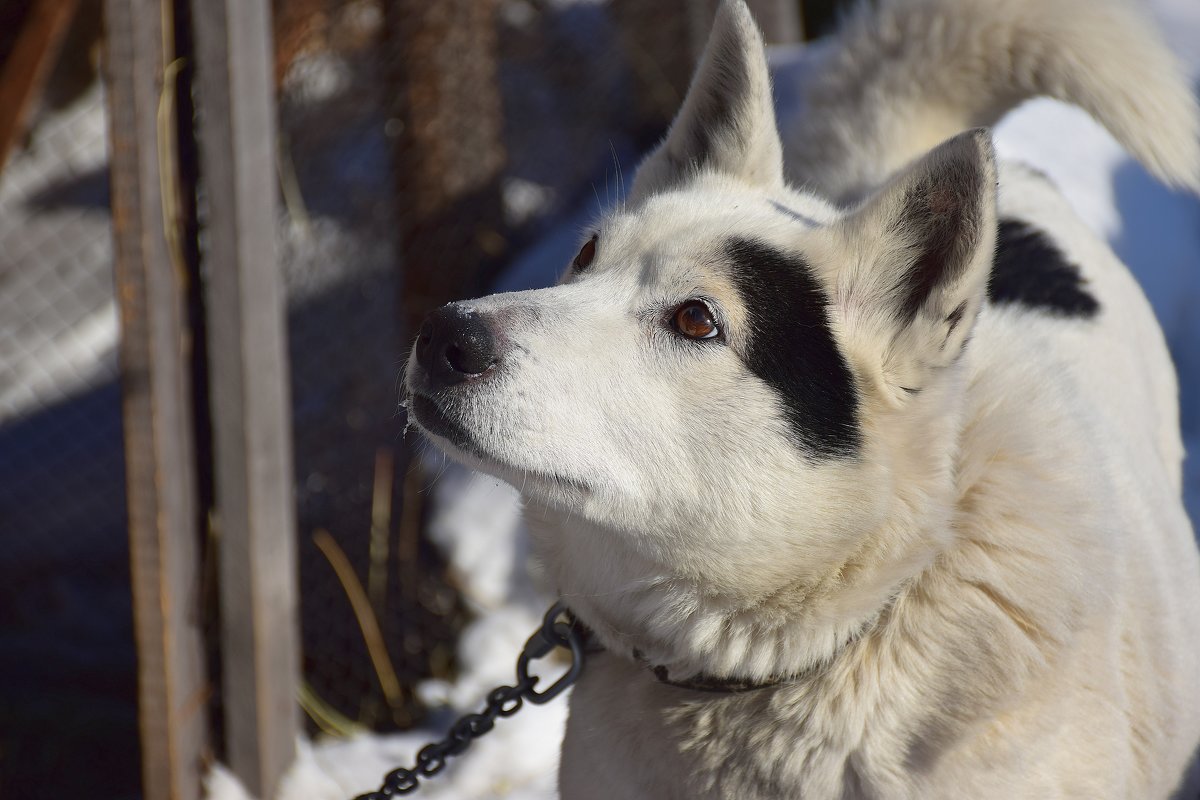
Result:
[641, 658, 799, 693]
[574, 615, 808, 694]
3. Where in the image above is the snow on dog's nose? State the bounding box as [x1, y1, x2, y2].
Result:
[414, 304, 498, 390]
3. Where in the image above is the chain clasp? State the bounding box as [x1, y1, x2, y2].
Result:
[517, 601, 585, 704]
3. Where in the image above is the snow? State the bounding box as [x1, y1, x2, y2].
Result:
[207, 6, 1200, 799]
[207, 472, 562, 800]
[0, 84, 116, 423]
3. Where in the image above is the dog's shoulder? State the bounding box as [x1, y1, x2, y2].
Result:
[989, 159, 1169, 338]
[974, 160, 1181, 475]
[987, 165, 1100, 319]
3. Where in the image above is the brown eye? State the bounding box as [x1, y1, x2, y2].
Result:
[672, 301, 720, 340]
[573, 234, 597, 271]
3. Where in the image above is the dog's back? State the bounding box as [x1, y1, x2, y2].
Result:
[786, 2, 1200, 794]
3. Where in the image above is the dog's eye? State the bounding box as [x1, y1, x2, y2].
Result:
[573, 234, 598, 271]
[672, 301, 720, 340]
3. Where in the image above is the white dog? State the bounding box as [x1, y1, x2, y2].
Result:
[404, 0, 1200, 796]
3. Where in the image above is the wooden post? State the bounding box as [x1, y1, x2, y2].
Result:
[0, 0, 79, 173]
[104, 0, 209, 797]
[190, 0, 300, 796]
[382, 0, 508, 340]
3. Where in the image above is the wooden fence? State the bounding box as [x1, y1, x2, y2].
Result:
[106, 0, 298, 796]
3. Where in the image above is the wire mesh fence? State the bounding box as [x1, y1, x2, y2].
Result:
[267, 0, 786, 746]
[0, 32, 137, 794]
[0, 1, 819, 797]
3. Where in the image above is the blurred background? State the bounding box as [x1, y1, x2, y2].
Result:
[0, 0, 1196, 798]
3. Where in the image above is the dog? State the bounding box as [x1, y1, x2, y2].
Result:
[404, 0, 1200, 796]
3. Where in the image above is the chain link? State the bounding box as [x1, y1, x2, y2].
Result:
[353, 602, 585, 799]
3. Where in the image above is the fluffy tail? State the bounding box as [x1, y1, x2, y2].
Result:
[783, 0, 1200, 201]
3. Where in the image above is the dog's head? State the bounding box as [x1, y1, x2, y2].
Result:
[405, 0, 997, 680]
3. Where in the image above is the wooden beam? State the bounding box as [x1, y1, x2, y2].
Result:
[0, 0, 79, 173]
[189, 0, 300, 796]
[103, 0, 209, 797]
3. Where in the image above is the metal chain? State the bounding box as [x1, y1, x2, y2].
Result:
[353, 602, 585, 799]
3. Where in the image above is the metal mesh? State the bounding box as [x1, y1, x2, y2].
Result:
[0, 77, 138, 797]
[272, 0, 701, 736]
[0, 0, 798, 795]
[275, 1, 460, 732]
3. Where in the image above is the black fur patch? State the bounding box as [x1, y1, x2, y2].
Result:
[989, 219, 1099, 317]
[725, 238, 861, 458]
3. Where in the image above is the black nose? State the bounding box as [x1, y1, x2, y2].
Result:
[414, 305, 498, 389]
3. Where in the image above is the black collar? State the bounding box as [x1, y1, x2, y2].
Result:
[574, 615, 804, 694]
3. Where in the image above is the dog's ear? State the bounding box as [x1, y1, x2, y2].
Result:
[835, 129, 997, 397]
[629, 0, 783, 202]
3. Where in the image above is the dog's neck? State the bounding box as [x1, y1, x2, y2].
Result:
[525, 370, 969, 686]
[529, 504, 955, 685]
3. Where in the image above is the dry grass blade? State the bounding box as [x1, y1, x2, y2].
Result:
[367, 447, 394, 615]
[299, 680, 366, 738]
[313, 528, 405, 713]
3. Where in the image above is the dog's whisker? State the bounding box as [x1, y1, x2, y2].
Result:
[608, 140, 625, 207]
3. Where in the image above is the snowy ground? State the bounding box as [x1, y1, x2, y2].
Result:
[207, 3, 1200, 797]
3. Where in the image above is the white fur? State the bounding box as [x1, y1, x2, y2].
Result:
[782, 0, 1200, 202]
[404, 0, 1200, 796]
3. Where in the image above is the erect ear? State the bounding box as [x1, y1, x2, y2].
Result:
[628, 0, 783, 203]
[835, 129, 997, 398]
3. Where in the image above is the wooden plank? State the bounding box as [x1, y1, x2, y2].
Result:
[0, 0, 79, 173]
[103, 0, 209, 798]
[188, 0, 300, 795]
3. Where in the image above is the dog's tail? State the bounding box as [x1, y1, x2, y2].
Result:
[784, 0, 1200, 201]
